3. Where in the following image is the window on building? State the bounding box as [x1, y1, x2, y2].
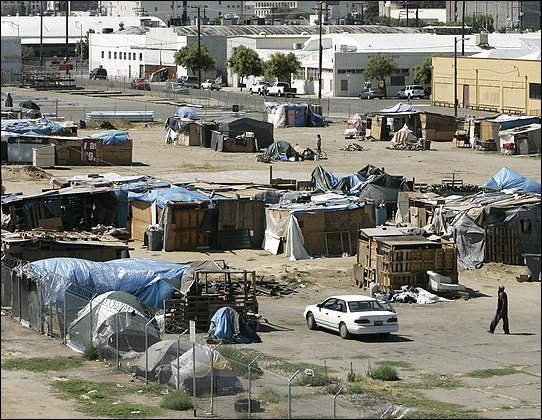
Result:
[340, 79, 348, 91]
[139, 53, 143, 60]
[101, 51, 104, 58]
[529, 83, 541, 99]
[133, 53, 136, 60]
[128, 52, 131, 60]
[108, 51, 111, 59]
[521, 219, 532, 233]
[114, 52, 117, 59]
[123, 52, 127, 59]
[330, 80, 333, 89]
[390, 75, 405, 86]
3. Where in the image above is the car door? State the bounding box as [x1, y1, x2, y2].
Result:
[328, 299, 347, 331]
[314, 298, 337, 329]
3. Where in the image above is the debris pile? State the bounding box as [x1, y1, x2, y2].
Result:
[340, 143, 365, 151]
[386, 142, 425, 151]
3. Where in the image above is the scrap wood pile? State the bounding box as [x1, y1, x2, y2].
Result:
[255, 275, 297, 296]
[340, 143, 365, 151]
[13, 226, 130, 242]
[386, 142, 426, 151]
[427, 184, 480, 193]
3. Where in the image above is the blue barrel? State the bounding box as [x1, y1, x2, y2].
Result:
[375, 206, 386, 226]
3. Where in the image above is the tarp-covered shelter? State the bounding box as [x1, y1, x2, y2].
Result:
[174, 107, 199, 120]
[218, 117, 274, 149]
[22, 257, 190, 308]
[391, 124, 418, 144]
[267, 103, 325, 128]
[208, 306, 261, 344]
[479, 114, 540, 142]
[480, 167, 541, 193]
[133, 339, 192, 383]
[263, 194, 375, 260]
[65, 291, 161, 359]
[263, 141, 295, 160]
[427, 191, 541, 269]
[168, 344, 244, 395]
[498, 123, 541, 155]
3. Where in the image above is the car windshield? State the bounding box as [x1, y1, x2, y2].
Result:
[348, 300, 387, 312]
[412, 85, 423, 90]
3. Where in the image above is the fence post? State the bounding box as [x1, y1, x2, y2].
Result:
[333, 386, 345, 419]
[288, 370, 300, 419]
[247, 355, 260, 419]
[18, 272, 22, 322]
[116, 312, 120, 369]
[210, 341, 222, 415]
[63, 289, 67, 344]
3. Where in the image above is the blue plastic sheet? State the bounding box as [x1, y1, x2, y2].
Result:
[174, 107, 199, 119]
[1, 117, 66, 135]
[480, 167, 541, 193]
[128, 187, 231, 209]
[378, 103, 420, 113]
[101, 135, 128, 145]
[24, 257, 190, 308]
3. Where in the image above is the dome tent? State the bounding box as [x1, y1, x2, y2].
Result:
[65, 291, 161, 359]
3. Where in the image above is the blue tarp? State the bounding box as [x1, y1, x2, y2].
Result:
[378, 103, 420, 113]
[174, 107, 199, 119]
[1, 117, 66, 135]
[208, 307, 261, 344]
[101, 135, 128, 145]
[307, 105, 325, 127]
[127, 187, 231, 209]
[480, 167, 541, 193]
[23, 257, 191, 308]
[283, 104, 306, 126]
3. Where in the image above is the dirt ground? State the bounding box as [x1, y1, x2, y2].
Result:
[1, 89, 541, 419]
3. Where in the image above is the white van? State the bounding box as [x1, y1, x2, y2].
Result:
[403, 85, 425, 99]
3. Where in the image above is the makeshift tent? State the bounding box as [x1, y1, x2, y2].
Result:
[269, 104, 325, 128]
[263, 141, 295, 160]
[498, 123, 541, 155]
[65, 291, 161, 359]
[218, 117, 274, 149]
[169, 344, 244, 395]
[391, 124, 418, 144]
[148, 67, 169, 82]
[378, 103, 420, 113]
[174, 107, 199, 119]
[480, 167, 541, 193]
[208, 306, 261, 344]
[22, 257, 191, 308]
[133, 339, 192, 383]
[90, 130, 129, 145]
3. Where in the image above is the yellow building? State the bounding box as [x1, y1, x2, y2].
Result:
[432, 56, 541, 117]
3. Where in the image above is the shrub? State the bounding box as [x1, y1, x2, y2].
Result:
[368, 363, 399, 381]
[82, 343, 99, 361]
[160, 390, 193, 411]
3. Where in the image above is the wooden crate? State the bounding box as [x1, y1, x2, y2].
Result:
[164, 207, 210, 251]
[217, 199, 265, 249]
[484, 225, 520, 264]
[96, 139, 133, 165]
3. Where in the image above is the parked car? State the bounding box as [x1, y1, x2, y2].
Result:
[403, 85, 425, 99]
[130, 78, 151, 90]
[359, 88, 384, 99]
[303, 295, 398, 339]
[397, 88, 407, 99]
[89, 67, 107, 80]
[266, 81, 296, 97]
[177, 75, 200, 88]
[201, 79, 221, 91]
[249, 81, 270, 95]
[163, 81, 189, 94]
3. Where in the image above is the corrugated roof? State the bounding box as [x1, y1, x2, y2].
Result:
[173, 24, 422, 37]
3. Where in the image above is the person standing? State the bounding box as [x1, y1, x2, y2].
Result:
[488, 286, 510, 334]
[5, 92, 13, 108]
[316, 134, 322, 155]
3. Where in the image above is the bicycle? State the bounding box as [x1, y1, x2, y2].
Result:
[316, 150, 327, 160]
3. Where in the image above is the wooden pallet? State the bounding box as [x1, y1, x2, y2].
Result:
[484, 225, 520, 264]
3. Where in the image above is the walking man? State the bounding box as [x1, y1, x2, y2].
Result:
[316, 134, 322, 155]
[488, 286, 510, 334]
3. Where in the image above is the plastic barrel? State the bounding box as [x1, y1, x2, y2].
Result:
[524, 253, 541, 281]
[145, 229, 163, 251]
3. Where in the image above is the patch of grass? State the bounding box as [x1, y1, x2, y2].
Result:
[82, 343, 100, 361]
[2, 356, 84, 372]
[351, 354, 372, 360]
[50, 379, 162, 418]
[160, 390, 193, 411]
[375, 360, 412, 369]
[258, 387, 285, 404]
[466, 368, 520, 378]
[297, 372, 332, 387]
[397, 373, 461, 390]
[347, 381, 365, 394]
[137, 382, 170, 396]
[367, 363, 399, 381]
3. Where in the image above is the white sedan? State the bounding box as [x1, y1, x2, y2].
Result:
[303, 295, 398, 339]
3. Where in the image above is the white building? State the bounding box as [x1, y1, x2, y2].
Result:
[1, 37, 22, 79]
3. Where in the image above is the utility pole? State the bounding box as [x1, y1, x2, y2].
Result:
[318, 2, 323, 100]
[65, 1, 69, 75]
[454, 37, 458, 117]
[190, 5, 207, 88]
[40, 1, 43, 68]
[406, 2, 409, 27]
[461, 0, 465, 56]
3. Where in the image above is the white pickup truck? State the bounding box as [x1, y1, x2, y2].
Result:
[249, 81, 270, 95]
[266, 81, 296, 97]
[201, 79, 221, 91]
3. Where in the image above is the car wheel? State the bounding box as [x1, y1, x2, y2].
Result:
[339, 322, 351, 339]
[306, 313, 317, 330]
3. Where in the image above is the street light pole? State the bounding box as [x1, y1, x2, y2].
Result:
[454, 37, 458, 117]
[75, 21, 83, 75]
[346, 73, 351, 117]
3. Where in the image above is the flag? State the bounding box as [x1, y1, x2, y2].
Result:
[215, 76, 222, 85]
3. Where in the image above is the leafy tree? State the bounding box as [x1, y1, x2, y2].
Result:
[263, 52, 301, 84]
[17, 2, 27, 16]
[75, 29, 95, 61]
[213, 16, 221, 25]
[174, 43, 216, 77]
[413, 53, 448, 84]
[226, 45, 263, 91]
[21, 45, 34, 60]
[363, 55, 399, 98]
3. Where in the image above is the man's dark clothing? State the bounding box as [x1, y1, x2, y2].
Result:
[489, 290, 509, 334]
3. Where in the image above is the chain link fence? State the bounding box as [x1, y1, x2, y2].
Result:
[1, 254, 401, 418]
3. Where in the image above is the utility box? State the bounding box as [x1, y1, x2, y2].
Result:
[32, 144, 55, 167]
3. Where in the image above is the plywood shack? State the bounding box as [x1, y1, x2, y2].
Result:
[419, 112, 457, 141]
[217, 198, 265, 249]
[54, 136, 133, 165]
[353, 227, 458, 292]
[267, 203, 375, 257]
